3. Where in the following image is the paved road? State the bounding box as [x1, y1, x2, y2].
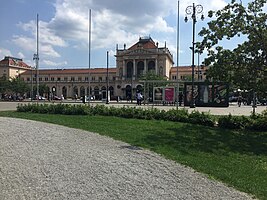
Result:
[0, 117, 254, 200]
[0, 101, 266, 116]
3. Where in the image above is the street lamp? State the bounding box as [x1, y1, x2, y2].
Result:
[185, 3, 204, 108]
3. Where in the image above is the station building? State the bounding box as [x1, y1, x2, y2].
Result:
[0, 37, 207, 100]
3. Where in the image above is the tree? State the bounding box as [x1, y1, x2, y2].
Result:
[198, 0, 267, 97]
[0, 76, 11, 96]
[10, 78, 30, 95]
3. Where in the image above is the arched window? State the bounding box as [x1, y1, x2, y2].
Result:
[137, 61, 144, 78]
[148, 61, 155, 72]
[126, 61, 133, 78]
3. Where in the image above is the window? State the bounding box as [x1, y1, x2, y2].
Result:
[85, 77, 88, 81]
[51, 77, 55, 81]
[113, 76, 116, 81]
[64, 77, 68, 81]
[92, 76, 95, 81]
[57, 77, 61, 81]
[99, 77, 102, 82]
[27, 77, 30, 81]
[39, 77, 42, 81]
[71, 77, 75, 81]
[78, 77, 82, 81]
[172, 75, 177, 80]
[45, 77, 48, 81]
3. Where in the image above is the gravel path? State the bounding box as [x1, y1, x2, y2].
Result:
[0, 117, 254, 200]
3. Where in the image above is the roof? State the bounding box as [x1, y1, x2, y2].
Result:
[170, 66, 208, 73]
[0, 56, 32, 69]
[128, 36, 157, 50]
[21, 68, 117, 76]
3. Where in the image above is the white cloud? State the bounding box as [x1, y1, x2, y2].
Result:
[0, 48, 12, 59]
[12, 35, 61, 58]
[42, 59, 68, 66]
[11, 0, 229, 67]
[17, 52, 25, 59]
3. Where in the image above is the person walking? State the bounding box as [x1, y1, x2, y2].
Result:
[136, 91, 143, 105]
[237, 95, 242, 107]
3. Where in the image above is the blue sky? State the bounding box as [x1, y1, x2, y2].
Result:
[0, 0, 253, 69]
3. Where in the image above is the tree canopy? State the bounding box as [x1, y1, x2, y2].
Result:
[198, 0, 267, 96]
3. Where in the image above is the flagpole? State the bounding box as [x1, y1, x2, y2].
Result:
[176, 0, 180, 109]
[88, 9, 91, 106]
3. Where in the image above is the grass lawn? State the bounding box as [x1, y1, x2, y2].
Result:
[0, 111, 266, 199]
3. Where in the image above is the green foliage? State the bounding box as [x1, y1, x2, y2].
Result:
[188, 111, 215, 127]
[218, 114, 251, 129]
[198, 0, 267, 94]
[16, 103, 267, 131]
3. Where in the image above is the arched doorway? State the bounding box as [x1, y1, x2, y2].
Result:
[136, 85, 143, 93]
[94, 86, 99, 100]
[109, 86, 114, 97]
[101, 86, 106, 99]
[87, 87, 92, 96]
[62, 86, 67, 98]
[125, 85, 132, 100]
[126, 61, 133, 78]
[80, 86, 85, 97]
[73, 86, 78, 98]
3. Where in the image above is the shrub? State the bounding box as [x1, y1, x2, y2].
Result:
[16, 103, 266, 131]
[218, 114, 251, 130]
[188, 110, 215, 127]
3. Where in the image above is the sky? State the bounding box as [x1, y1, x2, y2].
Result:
[0, 0, 253, 69]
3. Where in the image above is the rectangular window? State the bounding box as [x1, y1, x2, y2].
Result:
[64, 77, 68, 81]
[45, 77, 48, 81]
[39, 77, 42, 81]
[92, 76, 95, 81]
[27, 77, 30, 81]
[99, 77, 102, 82]
[51, 77, 55, 81]
[57, 77, 61, 81]
[78, 77, 82, 81]
[71, 77, 75, 81]
[85, 77, 88, 81]
[113, 76, 116, 81]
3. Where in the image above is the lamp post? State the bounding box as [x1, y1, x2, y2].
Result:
[185, 3, 204, 108]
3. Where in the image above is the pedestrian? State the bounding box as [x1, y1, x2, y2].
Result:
[178, 92, 183, 106]
[136, 91, 143, 105]
[237, 95, 242, 107]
